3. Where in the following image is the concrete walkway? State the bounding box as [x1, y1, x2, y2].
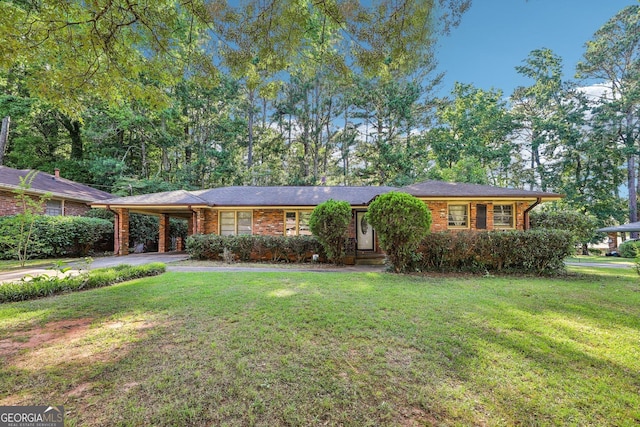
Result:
[565, 261, 634, 270]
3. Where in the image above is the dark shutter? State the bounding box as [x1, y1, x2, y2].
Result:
[476, 204, 487, 229]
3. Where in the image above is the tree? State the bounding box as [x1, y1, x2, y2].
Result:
[529, 209, 599, 255]
[429, 83, 516, 185]
[309, 199, 352, 264]
[0, 171, 51, 265]
[366, 192, 431, 273]
[1, 0, 469, 116]
[576, 5, 640, 233]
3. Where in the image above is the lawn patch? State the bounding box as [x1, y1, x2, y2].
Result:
[0, 270, 639, 425]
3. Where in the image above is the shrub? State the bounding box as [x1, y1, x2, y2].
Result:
[0, 262, 166, 303]
[416, 230, 574, 275]
[309, 199, 352, 264]
[619, 239, 640, 258]
[185, 234, 323, 263]
[0, 215, 113, 259]
[530, 209, 600, 255]
[366, 192, 432, 273]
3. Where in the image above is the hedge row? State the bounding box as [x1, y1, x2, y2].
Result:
[0, 215, 113, 259]
[415, 230, 574, 274]
[0, 262, 166, 303]
[186, 234, 325, 262]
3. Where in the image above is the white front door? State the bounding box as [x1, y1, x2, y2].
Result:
[356, 211, 374, 251]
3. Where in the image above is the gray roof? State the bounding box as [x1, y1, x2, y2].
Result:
[597, 222, 640, 233]
[90, 180, 564, 209]
[96, 190, 208, 206]
[0, 166, 114, 202]
[192, 186, 397, 206]
[401, 180, 563, 199]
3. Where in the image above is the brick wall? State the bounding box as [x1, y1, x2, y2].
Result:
[0, 189, 90, 217]
[64, 201, 91, 216]
[254, 209, 285, 235]
[197, 200, 534, 237]
[425, 200, 531, 232]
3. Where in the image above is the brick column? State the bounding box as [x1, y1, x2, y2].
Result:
[188, 212, 195, 235]
[608, 232, 618, 253]
[116, 208, 130, 256]
[195, 209, 205, 234]
[158, 214, 170, 253]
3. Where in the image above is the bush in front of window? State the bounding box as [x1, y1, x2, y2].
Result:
[416, 229, 575, 274]
[309, 199, 352, 264]
[366, 192, 432, 273]
[185, 234, 324, 263]
[0, 215, 113, 259]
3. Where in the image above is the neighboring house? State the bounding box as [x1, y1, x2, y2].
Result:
[91, 181, 562, 258]
[0, 166, 114, 217]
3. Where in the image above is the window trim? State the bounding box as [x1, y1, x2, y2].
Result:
[45, 199, 63, 216]
[284, 210, 313, 236]
[447, 203, 470, 229]
[218, 210, 253, 235]
[493, 203, 515, 229]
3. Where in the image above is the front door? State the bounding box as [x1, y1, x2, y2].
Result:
[356, 211, 375, 251]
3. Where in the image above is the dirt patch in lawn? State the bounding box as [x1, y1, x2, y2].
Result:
[0, 318, 94, 358]
[0, 318, 158, 369]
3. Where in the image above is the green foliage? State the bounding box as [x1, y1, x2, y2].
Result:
[619, 240, 640, 258]
[366, 192, 431, 272]
[530, 210, 600, 246]
[417, 230, 575, 274]
[309, 199, 352, 264]
[0, 171, 51, 265]
[0, 262, 165, 303]
[185, 234, 323, 263]
[0, 216, 113, 259]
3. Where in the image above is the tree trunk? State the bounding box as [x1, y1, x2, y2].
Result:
[59, 116, 83, 160]
[0, 116, 10, 165]
[628, 154, 638, 238]
[247, 88, 255, 171]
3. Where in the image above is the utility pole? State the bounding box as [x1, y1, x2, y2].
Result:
[0, 116, 10, 165]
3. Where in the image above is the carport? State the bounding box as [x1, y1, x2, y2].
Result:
[596, 221, 640, 254]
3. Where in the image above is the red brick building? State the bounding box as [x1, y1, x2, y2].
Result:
[0, 166, 113, 217]
[92, 181, 562, 259]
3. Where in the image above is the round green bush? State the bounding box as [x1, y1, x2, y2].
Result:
[309, 199, 352, 264]
[366, 192, 432, 273]
[619, 239, 640, 258]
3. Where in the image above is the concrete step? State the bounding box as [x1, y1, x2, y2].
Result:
[355, 255, 386, 265]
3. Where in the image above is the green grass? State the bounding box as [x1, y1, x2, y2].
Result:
[1, 267, 639, 426]
[566, 255, 635, 265]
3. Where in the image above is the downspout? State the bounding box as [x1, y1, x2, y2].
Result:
[523, 197, 542, 231]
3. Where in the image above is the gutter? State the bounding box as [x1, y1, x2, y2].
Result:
[523, 197, 542, 231]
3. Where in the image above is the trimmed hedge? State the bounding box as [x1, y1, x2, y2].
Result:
[186, 234, 324, 263]
[619, 239, 640, 258]
[0, 215, 113, 259]
[416, 230, 574, 275]
[0, 262, 166, 303]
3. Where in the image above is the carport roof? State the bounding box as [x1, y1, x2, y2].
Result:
[597, 221, 640, 233]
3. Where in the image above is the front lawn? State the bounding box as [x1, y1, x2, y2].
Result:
[1, 269, 639, 426]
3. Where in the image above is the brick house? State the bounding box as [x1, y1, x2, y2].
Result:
[0, 166, 114, 217]
[91, 181, 562, 259]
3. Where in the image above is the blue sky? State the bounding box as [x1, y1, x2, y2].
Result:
[435, 0, 636, 97]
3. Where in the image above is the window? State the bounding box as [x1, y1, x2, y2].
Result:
[285, 211, 313, 236]
[494, 204, 514, 228]
[219, 211, 252, 235]
[45, 200, 62, 216]
[448, 204, 468, 228]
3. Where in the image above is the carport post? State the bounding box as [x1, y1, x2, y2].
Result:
[159, 214, 171, 253]
[115, 208, 130, 256]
